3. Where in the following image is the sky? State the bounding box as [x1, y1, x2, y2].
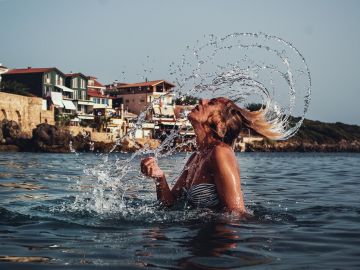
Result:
[0, 0, 359, 125]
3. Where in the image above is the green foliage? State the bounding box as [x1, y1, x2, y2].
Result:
[56, 114, 71, 127]
[175, 95, 199, 105]
[94, 115, 111, 132]
[291, 118, 360, 143]
[245, 103, 264, 111]
[0, 80, 32, 96]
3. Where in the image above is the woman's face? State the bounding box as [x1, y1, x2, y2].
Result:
[188, 97, 229, 125]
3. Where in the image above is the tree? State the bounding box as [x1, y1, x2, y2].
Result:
[246, 103, 264, 111]
[0, 80, 32, 96]
[175, 95, 199, 105]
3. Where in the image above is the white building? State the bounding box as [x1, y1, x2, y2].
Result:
[0, 64, 9, 83]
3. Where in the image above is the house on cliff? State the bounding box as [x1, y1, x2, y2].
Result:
[0, 64, 9, 83]
[65, 73, 94, 122]
[87, 76, 112, 114]
[108, 79, 175, 115]
[2, 67, 78, 116]
[2, 67, 67, 98]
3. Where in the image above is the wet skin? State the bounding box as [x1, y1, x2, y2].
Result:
[141, 97, 245, 213]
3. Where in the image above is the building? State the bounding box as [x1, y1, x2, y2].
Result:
[108, 79, 175, 115]
[2, 67, 67, 98]
[1, 67, 77, 115]
[65, 73, 94, 122]
[0, 92, 55, 135]
[87, 76, 113, 114]
[0, 64, 9, 83]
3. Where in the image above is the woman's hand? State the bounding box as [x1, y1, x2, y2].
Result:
[140, 157, 165, 179]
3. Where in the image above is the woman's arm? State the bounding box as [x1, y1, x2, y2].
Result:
[140, 153, 196, 207]
[211, 145, 245, 213]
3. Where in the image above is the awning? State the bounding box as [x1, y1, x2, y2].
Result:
[78, 114, 94, 120]
[93, 104, 108, 109]
[62, 100, 77, 110]
[41, 99, 47, 110]
[56, 85, 74, 93]
[78, 100, 94, 106]
[159, 122, 177, 126]
[142, 123, 155, 129]
[51, 92, 64, 108]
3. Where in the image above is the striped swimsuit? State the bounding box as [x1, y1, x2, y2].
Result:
[184, 183, 220, 208]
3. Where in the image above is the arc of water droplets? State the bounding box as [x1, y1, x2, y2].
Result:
[70, 32, 311, 215]
[171, 32, 311, 140]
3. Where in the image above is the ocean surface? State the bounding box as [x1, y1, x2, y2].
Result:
[0, 152, 359, 269]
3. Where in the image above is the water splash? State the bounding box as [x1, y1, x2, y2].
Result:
[169, 32, 311, 140]
[68, 32, 311, 217]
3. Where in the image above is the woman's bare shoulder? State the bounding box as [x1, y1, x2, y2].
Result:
[211, 143, 235, 159]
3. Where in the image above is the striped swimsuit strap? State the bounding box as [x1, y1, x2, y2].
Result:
[184, 183, 220, 208]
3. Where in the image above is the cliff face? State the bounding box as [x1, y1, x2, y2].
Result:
[0, 120, 160, 153]
[246, 118, 360, 152]
[1, 118, 359, 153]
[247, 139, 360, 152]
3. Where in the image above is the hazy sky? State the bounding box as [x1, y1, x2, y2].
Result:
[0, 0, 359, 124]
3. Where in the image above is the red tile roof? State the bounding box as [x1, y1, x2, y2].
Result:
[93, 79, 104, 87]
[65, 73, 88, 79]
[117, 80, 175, 89]
[5, 67, 60, 75]
[88, 88, 112, 98]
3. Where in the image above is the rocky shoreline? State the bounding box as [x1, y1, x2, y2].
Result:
[0, 119, 359, 153]
[0, 120, 160, 153]
[246, 139, 360, 153]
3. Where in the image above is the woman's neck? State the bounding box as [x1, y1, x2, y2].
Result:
[191, 122, 220, 150]
[196, 133, 219, 150]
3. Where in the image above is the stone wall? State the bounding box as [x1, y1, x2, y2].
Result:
[67, 126, 115, 142]
[0, 92, 54, 135]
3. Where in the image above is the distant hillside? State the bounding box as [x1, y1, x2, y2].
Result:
[290, 118, 360, 143]
[248, 118, 360, 152]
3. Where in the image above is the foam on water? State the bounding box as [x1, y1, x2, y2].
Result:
[68, 32, 311, 219]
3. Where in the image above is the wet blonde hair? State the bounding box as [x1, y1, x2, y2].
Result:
[207, 98, 282, 145]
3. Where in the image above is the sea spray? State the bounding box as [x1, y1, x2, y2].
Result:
[68, 32, 311, 219]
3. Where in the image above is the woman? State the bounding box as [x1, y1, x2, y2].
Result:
[141, 97, 281, 213]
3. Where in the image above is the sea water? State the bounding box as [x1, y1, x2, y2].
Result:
[0, 152, 359, 269]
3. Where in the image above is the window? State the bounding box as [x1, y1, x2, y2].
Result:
[73, 91, 78, 100]
[81, 91, 86, 100]
[80, 79, 86, 89]
[44, 73, 50, 84]
[72, 78, 78, 88]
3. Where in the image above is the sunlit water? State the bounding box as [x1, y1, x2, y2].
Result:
[1, 152, 359, 269]
[90, 32, 313, 216]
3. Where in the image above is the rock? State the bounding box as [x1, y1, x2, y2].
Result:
[121, 137, 141, 152]
[0, 122, 3, 144]
[1, 119, 21, 144]
[71, 132, 92, 152]
[32, 123, 72, 153]
[135, 138, 161, 150]
[0, 144, 19, 152]
[92, 141, 117, 152]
